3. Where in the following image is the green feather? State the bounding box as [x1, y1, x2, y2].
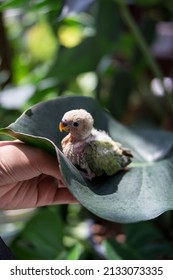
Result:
[84, 140, 132, 177]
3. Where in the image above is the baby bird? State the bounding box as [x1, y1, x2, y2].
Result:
[59, 109, 133, 180]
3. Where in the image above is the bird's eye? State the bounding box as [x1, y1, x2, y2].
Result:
[73, 122, 79, 127]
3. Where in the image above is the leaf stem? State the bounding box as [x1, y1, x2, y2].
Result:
[114, 0, 173, 114]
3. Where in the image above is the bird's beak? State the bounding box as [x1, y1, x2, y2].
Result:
[59, 121, 69, 132]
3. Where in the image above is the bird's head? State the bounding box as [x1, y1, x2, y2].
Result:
[59, 109, 94, 139]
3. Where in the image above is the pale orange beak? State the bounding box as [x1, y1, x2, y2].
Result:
[59, 121, 69, 132]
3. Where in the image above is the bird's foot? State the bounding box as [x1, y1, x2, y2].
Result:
[80, 170, 95, 181]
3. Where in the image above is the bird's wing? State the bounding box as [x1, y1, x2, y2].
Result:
[84, 139, 132, 177]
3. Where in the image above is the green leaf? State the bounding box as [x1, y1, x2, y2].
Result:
[10, 208, 64, 259]
[49, 37, 102, 78]
[108, 70, 132, 120]
[0, 0, 60, 11]
[1, 96, 173, 223]
[103, 239, 143, 260]
[64, 243, 82, 260]
[103, 222, 173, 259]
[0, 0, 26, 11]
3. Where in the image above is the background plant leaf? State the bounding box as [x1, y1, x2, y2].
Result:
[1, 96, 173, 223]
[49, 37, 103, 78]
[10, 208, 64, 260]
[103, 221, 173, 260]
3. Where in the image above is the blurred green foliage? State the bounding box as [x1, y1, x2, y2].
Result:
[0, 0, 173, 259]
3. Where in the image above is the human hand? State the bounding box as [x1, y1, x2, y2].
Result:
[0, 141, 77, 209]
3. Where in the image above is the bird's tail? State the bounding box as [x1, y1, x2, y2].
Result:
[122, 147, 133, 158]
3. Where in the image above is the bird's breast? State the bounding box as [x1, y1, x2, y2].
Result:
[62, 140, 86, 166]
